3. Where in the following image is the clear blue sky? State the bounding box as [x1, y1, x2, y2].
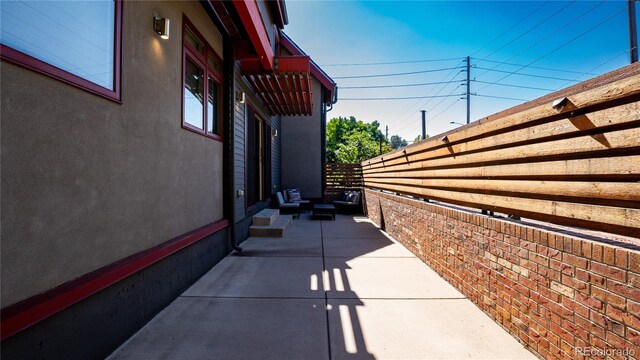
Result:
[284, 0, 637, 141]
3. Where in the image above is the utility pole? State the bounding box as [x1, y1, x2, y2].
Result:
[630, 0, 638, 63]
[466, 56, 471, 124]
[385, 125, 389, 141]
[420, 110, 427, 140]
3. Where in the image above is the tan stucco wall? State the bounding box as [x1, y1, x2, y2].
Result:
[1, 1, 224, 306]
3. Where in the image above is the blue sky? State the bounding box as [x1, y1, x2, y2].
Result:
[284, 0, 636, 140]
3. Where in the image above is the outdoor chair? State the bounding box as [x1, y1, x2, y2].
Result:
[332, 190, 363, 214]
[283, 188, 311, 210]
[276, 191, 300, 218]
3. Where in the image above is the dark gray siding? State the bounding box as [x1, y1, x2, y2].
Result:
[271, 115, 282, 193]
[281, 79, 324, 198]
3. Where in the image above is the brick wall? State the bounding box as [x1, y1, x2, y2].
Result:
[364, 189, 640, 360]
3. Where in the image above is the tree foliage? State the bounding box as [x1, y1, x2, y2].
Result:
[389, 135, 408, 150]
[326, 116, 391, 163]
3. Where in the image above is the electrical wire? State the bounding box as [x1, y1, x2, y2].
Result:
[339, 79, 465, 90]
[470, 1, 550, 57]
[381, 60, 466, 129]
[476, 7, 626, 93]
[473, 94, 530, 102]
[429, 98, 463, 122]
[475, 67, 581, 82]
[392, 84, 464, 134]
[475, 59, 599, 76]
[474, 1, 604, 81]
[472, 80, 555, 92]
[332, 66, 464, 79]
[320, 57, 463, 67]
[477, 1, 576, 61]
[553, 48, 632, 90]
[340, 94, 464, 101]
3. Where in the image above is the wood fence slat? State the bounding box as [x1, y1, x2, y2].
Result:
[364, 156, 640, 181]
[363, 102, 640, 171]
[361, 64, 640, 237]
[363, 127, 640, 175]
[364, 73, 640, 167]
[364, 183, 639, 236]
[364, 179, 640, 207]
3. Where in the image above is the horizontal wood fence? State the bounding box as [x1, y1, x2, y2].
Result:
[361, 63, 640, 238]
[324, 163, 364, 202]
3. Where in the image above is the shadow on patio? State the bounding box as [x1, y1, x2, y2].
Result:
[108, 214, 535, 360]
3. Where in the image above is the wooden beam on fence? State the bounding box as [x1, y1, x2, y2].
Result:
[363, 184, 639, 237]
[363, 72, 640, 167]
[363, 102, 640, 171]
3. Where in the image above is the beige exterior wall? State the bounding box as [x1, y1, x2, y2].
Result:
[1, 1, 225, 306]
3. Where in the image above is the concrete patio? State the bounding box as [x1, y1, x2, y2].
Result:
[108, 214, 536, 360]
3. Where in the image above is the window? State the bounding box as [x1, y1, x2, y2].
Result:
[0, 0, 122, 101]
[182, 17, 223, 140]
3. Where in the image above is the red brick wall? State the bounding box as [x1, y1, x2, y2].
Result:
[364, 189, 640, 360]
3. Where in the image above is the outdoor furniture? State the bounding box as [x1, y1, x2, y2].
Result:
[313, 204, 336, 220]
[276, 192, 300, 218]
[283, 188, 311, 210]
[332, 190, 362, 214]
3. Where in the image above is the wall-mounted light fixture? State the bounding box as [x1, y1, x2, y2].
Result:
[271, 129, 278, 137]
[236, 91, 246, 104]
[153, 17, 170, 39]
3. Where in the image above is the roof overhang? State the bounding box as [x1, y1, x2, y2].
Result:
[280, 32, 337, 105]
[240, 55, 313, 116]
[232, 0, 274, 70]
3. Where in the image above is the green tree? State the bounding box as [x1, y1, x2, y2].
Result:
[326, 116, 390, 163]
[413, 134, 429, 144]
[389, 135, 408, 150]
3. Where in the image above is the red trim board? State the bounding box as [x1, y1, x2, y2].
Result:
[233, 0, 274, 70]
[0, 1, 122, 102]
[1, 219, 229, 341]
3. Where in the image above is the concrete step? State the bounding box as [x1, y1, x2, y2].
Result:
[250, 215, 292, 237]
[253, 209, 280, 226]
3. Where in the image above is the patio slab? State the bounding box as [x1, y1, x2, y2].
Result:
[110, 214, 535, 359]
[286, 220, 322, 236]
[327, 298, 536, 360]
[321, 221, 386, 239]
[240, 236, 322, 257]
[323, 235, 414, 258]
[183, 256, 324, 299]
[324, 257, 465, 299]
[108, 297, 329, 360]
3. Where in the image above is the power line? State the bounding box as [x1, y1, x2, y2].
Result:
[319, 57, 463, 67]
[474, 1, 604, 81]
[470, 1, 550, 57]
[392, 65, 466, 122]
[340, 80, 465, 90]
[472, 80, 555, 92]
[332, 66, 464, 79]
[475, 59, 599, 75]
[475, 67, 580, 82]
[340, 94, 464, 101]
[473, 94, 530, 102]
[390, 80, 464, 132]
[382, 60, 466, 129]
[392, 84, 464, 134]
[478, 1, 576, 61]
[476, 7, 626, 93]
[554, 48, 631, 90]
[430, 98, 463, 122]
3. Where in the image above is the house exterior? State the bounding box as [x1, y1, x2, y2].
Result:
[0, 1, 336, 358]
